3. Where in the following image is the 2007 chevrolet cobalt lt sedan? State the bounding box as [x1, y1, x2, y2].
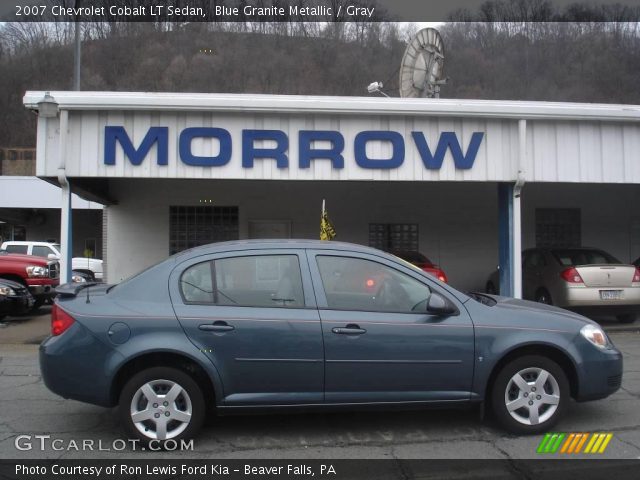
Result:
[41, 240, 622, 444]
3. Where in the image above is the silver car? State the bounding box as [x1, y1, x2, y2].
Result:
[486, 247, 640, 323]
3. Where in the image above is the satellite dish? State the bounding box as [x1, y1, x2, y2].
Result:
[399, 28, 447, 98]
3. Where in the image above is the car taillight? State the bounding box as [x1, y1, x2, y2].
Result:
[633, 267, 640, 283]
[51, 304, 75, 336]
[436, 269, 448, 283]
[561, 267, 584, 284]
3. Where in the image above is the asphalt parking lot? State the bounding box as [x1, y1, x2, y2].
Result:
[1, 310, 639, 460]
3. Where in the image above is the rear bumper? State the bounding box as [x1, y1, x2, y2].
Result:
[39, 322, 117, 407]
[556, 286, 640, 310]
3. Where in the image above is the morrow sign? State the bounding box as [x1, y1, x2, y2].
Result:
[104, 127, 484, 170]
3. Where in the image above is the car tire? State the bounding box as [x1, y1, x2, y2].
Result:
[486, 282, 497, 295]
[616, 314, 636, 324]
[491, 355, 569, 435]
[119, 367, 205, 447]
[535, 289, 553, 305]
[31, 299, 44, 312]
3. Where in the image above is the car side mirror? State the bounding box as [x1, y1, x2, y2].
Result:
[426, 292, 457, 316]
[48, 253, 59, 260]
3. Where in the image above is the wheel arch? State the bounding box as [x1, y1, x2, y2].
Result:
[485, 343, 579, 403]
[110, 350, 220, 412]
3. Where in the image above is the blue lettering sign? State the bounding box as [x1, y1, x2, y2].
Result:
[412, 131, 484, 170]
[179, 127, 231, 167]
[104, 126, 168, 166]
[103, 126, 485, 171]
[354, 131, 404, 169]
[242, 130, 289, 169]
[299, 131, 344, 169]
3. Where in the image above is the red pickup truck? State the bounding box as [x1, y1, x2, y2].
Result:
[0, 252, 59, 308]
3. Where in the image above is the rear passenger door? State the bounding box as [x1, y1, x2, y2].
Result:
[170, 249, 324, 406]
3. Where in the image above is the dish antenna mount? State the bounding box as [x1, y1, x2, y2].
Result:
[399, 28, 447, 98]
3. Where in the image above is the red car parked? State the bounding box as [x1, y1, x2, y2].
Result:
[0, 251, 59, 309]
[391, 250, 448, 283]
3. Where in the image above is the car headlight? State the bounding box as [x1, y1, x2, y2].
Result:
[0, 286, 16, 296]
[580, 324, 609, 349]
[71, 274, 87, 283]
[26, 265, 49, 278]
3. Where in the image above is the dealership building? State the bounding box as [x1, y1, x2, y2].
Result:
[23, 91, 640, 295]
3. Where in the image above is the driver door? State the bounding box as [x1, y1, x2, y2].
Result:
[307, 251, 475, 404]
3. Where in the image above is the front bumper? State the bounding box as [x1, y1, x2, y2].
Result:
[575, 342, 623, 402]
[28, 282, 58, 301]
[0, 294, 34, 317]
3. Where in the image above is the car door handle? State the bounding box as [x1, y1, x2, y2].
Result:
[199, 322, 234, 332]
[332, 324, 366, 335]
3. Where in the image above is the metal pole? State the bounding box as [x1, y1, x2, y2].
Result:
[73, 11, 81, 90]
[513, 119, 527, 299]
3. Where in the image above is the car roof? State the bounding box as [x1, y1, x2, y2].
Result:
[1, 241, 56, 246]
[174, 239, 388, 257]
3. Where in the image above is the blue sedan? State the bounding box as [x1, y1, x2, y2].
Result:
[40, 240, 622, 445]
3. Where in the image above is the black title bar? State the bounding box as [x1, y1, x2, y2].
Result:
[2, 0, 640, 23]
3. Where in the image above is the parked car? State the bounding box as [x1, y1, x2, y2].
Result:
[0, 278, 34, 320]
[0, 241, 103, 280]
[391, 250, 448, 283]
[41, 240, 622, 445]
[0, 251, 59, 308]
[485, 247, 640, 323]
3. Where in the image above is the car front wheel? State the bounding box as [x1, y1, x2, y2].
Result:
[119, 367, 205, 446]
[491, 355, 569, 434]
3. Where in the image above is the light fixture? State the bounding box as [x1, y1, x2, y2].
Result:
[367, 81, 389, 98]
[37, 92, 59, 118]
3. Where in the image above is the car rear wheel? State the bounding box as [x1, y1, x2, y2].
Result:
[616, 314, 636, 324]
[491, 355, 569, 434]
[119, 367, 205, 447]
[535, 289, 553, 305]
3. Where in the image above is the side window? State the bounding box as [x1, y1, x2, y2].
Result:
[214, 255, 304, 308]
[180, 261, 214, 303]
[316, 256, 431, 313]
[4, 245, 28, 254]
[32, 246, 52, 258]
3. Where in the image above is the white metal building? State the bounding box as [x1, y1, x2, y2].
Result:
[23, 91, 640, 294]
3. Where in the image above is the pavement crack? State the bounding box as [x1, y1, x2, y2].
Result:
[389, 446, 412, 480]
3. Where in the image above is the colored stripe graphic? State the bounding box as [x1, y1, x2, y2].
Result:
[538, 433, 613, 454]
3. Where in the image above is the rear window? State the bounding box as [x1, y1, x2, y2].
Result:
[4, 245, 28, 254]
[552, 249, 621, 266]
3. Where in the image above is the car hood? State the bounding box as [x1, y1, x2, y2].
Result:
[0, 278, 27, 290]
[484, 294, 598, 329]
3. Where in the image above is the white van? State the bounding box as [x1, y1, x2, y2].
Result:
[0, 241, 103, 280]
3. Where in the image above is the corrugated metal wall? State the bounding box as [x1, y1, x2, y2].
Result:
[37, 110, 640, 184]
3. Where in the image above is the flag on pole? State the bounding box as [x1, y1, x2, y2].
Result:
[320, 199, 336, 241]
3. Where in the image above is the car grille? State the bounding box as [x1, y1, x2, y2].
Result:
[607, 374, 622, 388]
[48, 262, 59, 279]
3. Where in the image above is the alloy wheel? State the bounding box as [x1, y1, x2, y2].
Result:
[130, 379, 193, 440]
[504, 367, 560, 426]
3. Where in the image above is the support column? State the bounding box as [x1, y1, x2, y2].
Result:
[58, 109, 72, 284]
[498, 183, 514, 297]
[60, 180, 73, 283]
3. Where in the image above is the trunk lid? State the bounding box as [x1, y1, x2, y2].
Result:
[575, 264, 637, 287]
